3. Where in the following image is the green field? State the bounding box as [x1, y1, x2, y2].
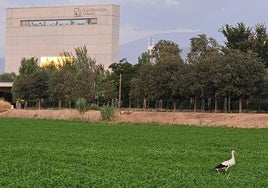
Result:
[0, 118, 267, 187]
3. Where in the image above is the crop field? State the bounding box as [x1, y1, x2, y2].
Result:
[0, 118, 268, 187]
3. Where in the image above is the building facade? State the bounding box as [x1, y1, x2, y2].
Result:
[5, 4, 120, 73]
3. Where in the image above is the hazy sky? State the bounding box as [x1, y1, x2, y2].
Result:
[1, 0, 268, 69]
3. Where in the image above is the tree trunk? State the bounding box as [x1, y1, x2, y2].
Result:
[214, 97, 218, 113]
[137, 98, 140, 108]
[208, 97, 211, 111]
[194, 96, 197, 112]
[224, 97, 227, 113]
[239, 97, 242, 113]
[112, 99, 114, 107]
[24, 101, 28, 109]
[118, 73, 122, 110]
[129, 98, 131, 109]
[38, 99, 41, 110]
[201, 99, 205, 112]
[68, 100, 71, 109]
[143, 98, 147, 111]
[58, 100, 62, 109]
[228, 95, 231, 112]
[173, 101, 176, 112]
[58, 100, 62, 110]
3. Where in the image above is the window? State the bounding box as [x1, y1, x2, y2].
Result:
[89, 18, 97, 24]
[20, 18, 97, 27]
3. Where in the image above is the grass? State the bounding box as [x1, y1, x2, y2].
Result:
[0, 118, 268, 187]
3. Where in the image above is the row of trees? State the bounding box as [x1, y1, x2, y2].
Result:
[11, 46, 108, 109]
[1, 22, 268, 112]
[112, 23, 268, 112]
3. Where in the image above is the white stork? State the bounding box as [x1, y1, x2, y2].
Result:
[214, 150, 236, 173]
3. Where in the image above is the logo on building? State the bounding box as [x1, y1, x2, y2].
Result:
[74, 8, 82, 17]
[74, 7, 108, 17]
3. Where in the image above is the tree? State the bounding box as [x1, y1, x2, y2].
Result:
[232, 51, 265, 112]
[28, 69, 49, 109]
[109, 58, 136, 108]
[250, 24, 268, 68]
[73, 68, 96, 102]
[187, 34, 222, 111]
[169, 62, 189, 111]
[130, 40, 185, 110]
[0, 72, 16, 81]
[187, 34, 221, 63]
[12, 69, 49, 109]
[152, 40, 183, 64]
[221, 22, 268, 68]
[220, 23, 268, 112]
[130, 54, 154, 109]
[216, 49, 265, 113]
[48, 68, 75, 109]
[12, 57, 41, 108]
[49, 45, 103, 108]
[73, 45, 104, 103]
[74, 45, 98, 71]
[220, 22, 252, 52]
[19, 57, 39, 75]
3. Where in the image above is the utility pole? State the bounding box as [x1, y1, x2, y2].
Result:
[118, 73, 122, 109]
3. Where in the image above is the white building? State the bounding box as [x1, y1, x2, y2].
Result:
[5, 4, 120, 73]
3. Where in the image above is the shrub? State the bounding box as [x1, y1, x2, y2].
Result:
[88, 103, 100, 110]
[76, 98, 87, 113]
[0, 99, 11, 109]
[100, 105, 116, 121]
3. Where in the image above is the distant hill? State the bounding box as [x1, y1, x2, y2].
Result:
[119, 38, 148, 64]
[0, 58, 4, 74]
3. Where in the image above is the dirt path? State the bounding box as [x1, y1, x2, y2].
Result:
[0, 109, 101, 122]
[0, 109, 267, 128]
[115, 111, 268, 128]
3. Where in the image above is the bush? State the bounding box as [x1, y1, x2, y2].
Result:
[0, 99, 11, 109]
[100, 105, 116, 121]
[88, 103, 100, 110]
[76, 98, 87, 113]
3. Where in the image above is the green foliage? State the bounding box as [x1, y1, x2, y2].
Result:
[187, 34, 221, 63]
[74, 45, 97, 71]
[19, 57, 39, 75]
[0, 72, 16, 81]
[1, 119, 268, 187]
[88, 103, 100, 110]
[48, 68, 74, 108]
[109, 59, 137, 107]
[95, 71, 117, 104]
[152, 39, 183, 64]
[73, 69, 96, 101]
[220, 22, 252, 52]
[76, 98, 87, 113]
[12, 46, 107, 109]
[100, 105, 116, 121]
[12, 68, 49, 105]
[221, 22, 268, 68]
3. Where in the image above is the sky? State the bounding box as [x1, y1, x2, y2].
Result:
[1, 0, 268, 72]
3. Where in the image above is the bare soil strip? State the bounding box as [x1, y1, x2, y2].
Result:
[0, 109, 267, 128]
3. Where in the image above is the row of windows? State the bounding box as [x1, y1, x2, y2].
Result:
[20, 18, 97, 27]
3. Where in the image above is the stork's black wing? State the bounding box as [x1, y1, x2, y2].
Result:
[214, 163, 228, 170]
